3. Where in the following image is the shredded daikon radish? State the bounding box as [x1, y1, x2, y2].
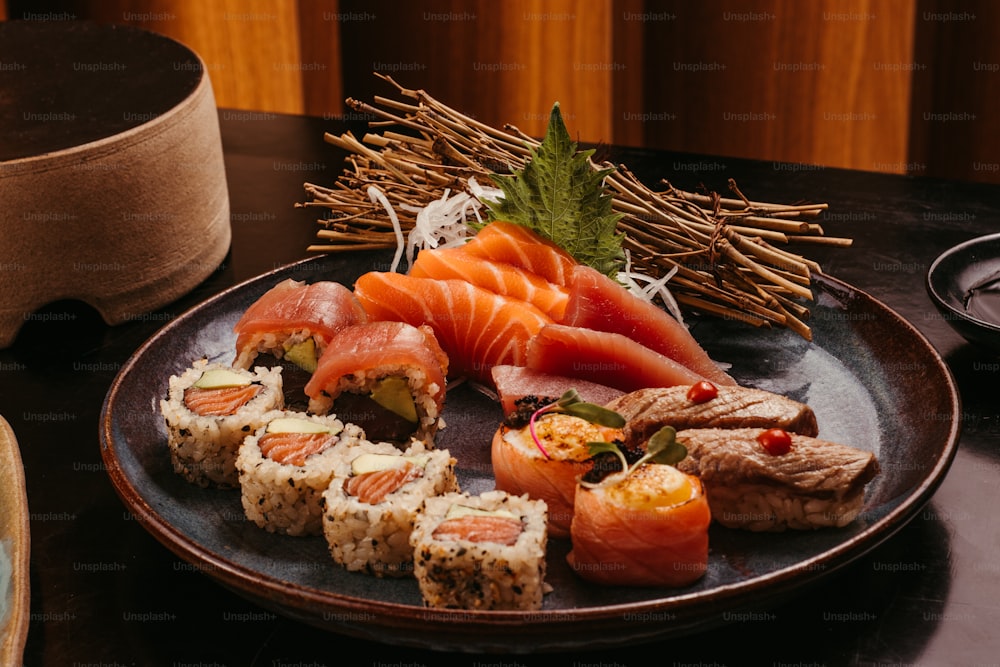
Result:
[395, 178, 507, 271]
[618, 249, 686, 326]
[467, 176, 505, 207]
[367, 185, 405, 273]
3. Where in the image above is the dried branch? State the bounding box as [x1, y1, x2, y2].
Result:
[296, 73, 852, 340]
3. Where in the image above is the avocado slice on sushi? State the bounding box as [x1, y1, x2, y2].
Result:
[191, 368, 253, 389]
[369, 377, 418, 423]
[265, 417, 337, 435]
[351, 452, 430, 476]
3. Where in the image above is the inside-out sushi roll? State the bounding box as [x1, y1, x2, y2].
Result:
[410, 490, 548, 610]
[322, 440, 458, 577]
[568, 462, 711, 588]
[235, 411, 364, 536]
[161, 360, 283, 488]
[304, 321, 449, 443]
[232, 278, 367, 377]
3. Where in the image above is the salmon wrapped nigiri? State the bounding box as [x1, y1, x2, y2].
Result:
[568, 462, 711, 587]
[492, 412, 623, 537]
[303, 321, 449, 443]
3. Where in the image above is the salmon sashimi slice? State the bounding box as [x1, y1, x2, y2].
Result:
[568, 464, 711, 587]
[183, 384, 262, 416]
[354, 271, 553, 385]
[526, 324, 709, 393]
[304, 321, 449, 408]
[257, 431, 340, 467]
[490, 365, 625, 419]
[345, 462, 423, 505]
[409, 246, 570, 320]
[459, 220, 577, 287]
[233, 279, 368, 359]
[562, 265, 735, 386]
[431, 514, 524, 546]
[491, 413, 623, 537]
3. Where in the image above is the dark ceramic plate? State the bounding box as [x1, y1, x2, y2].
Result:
[100, 252, 960, 652]
[927, 232, 1000, 355]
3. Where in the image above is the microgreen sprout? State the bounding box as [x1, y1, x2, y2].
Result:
[580, 425, 688, 488]
[529, 389, 626, 459]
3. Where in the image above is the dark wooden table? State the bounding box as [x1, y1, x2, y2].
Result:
[4, 110, 1000, 666]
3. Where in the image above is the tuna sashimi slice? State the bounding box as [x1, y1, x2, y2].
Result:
[526, 324, 709, 393]
[562, 264, 735, 386]
[354, 272, 552, 385]
[490, 365, 625, 417]
[459, 220, 577, 287]
[409, 246, 569, 320]
[233, 278, 367, 350]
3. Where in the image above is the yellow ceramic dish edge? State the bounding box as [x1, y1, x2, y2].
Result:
[0, 415, 29, 665]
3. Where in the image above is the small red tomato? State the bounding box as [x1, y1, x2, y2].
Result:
[757, 428, 792, 456]
[686, 381, 718, 403]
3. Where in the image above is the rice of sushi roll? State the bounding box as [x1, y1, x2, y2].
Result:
[235, 411, 364, 536]
[160, 359, 283, 488]
[321, 440, 458, 578]
[409, 490, 548, 610]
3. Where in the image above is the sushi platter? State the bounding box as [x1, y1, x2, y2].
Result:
[100, 249, 960, 651]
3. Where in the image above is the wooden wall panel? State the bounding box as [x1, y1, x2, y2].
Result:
[909, 0, 1000, 183]
[631, 0, 916, 173]
[337, 0, 617, 142]
[5, 0, 337, 115]
[4, 0, 998, 182]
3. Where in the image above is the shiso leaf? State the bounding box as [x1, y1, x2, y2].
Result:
[485, 103, 624, 277]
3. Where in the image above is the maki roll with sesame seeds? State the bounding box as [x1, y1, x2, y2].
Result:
[321, 440, 458, 578]
[160, 359, 283, 488]
[235, 411, 364, 536]
[409, 490, 548, 610]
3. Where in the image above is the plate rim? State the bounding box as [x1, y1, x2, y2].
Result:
[99, 254, 962, 648]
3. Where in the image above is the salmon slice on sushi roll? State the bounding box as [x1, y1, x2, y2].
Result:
[232, 278, 367, 375]
[304, 321, 449, 444]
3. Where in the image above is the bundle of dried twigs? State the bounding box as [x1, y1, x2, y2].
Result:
[297, 74, 850, 340]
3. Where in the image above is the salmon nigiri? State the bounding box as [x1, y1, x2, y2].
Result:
[459, 220, 577, 287]
[568, 462, 711, 587]
[492, 412, 623, 537]
[562, 265, 735, 386]
[526, 324, 710, 392]
[354, 271, 552, 385]
[409, 246, 570, 320]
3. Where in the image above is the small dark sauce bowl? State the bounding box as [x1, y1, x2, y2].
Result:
[927, 232, 1000, 355]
